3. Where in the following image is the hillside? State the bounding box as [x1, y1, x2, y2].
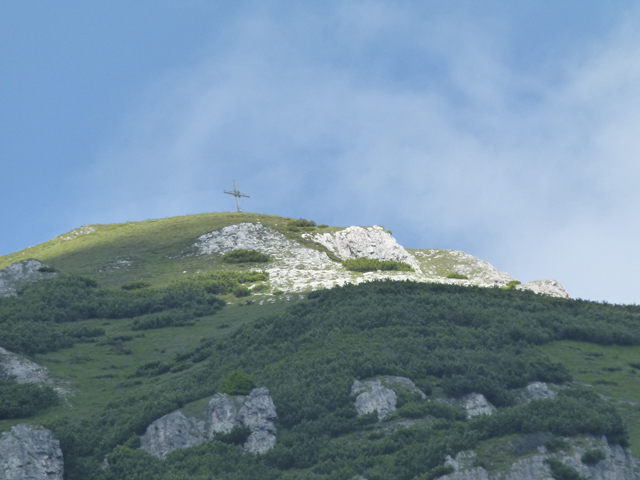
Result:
[0, 212, 568, 297]
[1, 213, 638, 480]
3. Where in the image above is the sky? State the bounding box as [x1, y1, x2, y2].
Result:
[2, 1, 640, 304]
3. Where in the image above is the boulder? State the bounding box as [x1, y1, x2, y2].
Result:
[521, 382, 557, 402]
[0, 425, 64, 480]
[352, 379, 398, 420]
[140, 411, 206, 459]
[461, 393, 496, 419]
[0, 260, 57, 298]
[141, 387, 278, 459]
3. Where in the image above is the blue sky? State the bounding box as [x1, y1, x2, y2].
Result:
[2, 1, 640, 304]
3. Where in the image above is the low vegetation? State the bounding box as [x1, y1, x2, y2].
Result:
[446, 273, 469, 280]
[342, 258, 414, 273]
[222, 249, 270, 264]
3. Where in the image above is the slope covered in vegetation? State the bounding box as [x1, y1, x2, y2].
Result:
[1, 273, 639, 479]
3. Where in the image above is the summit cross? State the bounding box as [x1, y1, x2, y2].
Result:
[224, 180, 250, 212]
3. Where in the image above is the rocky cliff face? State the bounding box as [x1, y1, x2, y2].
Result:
[140, 387, 278, 459]
[441, 436, 638, 480]
[194, 223, 570, 298]
[0, 347, 69, 397]
[351, 377, 427, 420]
[0, 260, 57, 298]
[0, 425, 64, 480]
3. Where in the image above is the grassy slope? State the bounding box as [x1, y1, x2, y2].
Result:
[0, 298, 294, 434]
[0, 212, 340, 289]
[541, 341, 640, 456]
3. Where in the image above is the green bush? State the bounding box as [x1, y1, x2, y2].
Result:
[287, 218, 316, 228]
[215, 426, 252, 445]
[581, 449, 606, 465]
[37, 265, 56, 273]
[233, 285, 251, 298]
[545, 459, 585, 480]
[545, 437, 570, 453]
[342, 258, 414, 273]
[502, 280, 522, 290]
[446, 273, 469, 280]
[0, 382, 59, 419]
[121, 282, 150, 290]
[219, 370, 255, 395]
[222, 249, 270, 264]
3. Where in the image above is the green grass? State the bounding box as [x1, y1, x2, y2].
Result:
[0, 212, 342, 289]
[541, 341, 640, 456]
[0, 298, 294, 434]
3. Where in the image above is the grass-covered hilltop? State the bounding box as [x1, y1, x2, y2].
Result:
[1, 212, 639, 480]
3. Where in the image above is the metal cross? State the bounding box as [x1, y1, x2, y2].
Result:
[224, 180, 250, 212]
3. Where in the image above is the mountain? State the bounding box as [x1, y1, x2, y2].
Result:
[0, 213, 638, 480]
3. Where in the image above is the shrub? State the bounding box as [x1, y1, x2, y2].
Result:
[215, 426, 252, 445]
[581, 449, 606, 465]
[121, 282, 150, 290]
[502, 280, 522, 290]
[545, 437, 570, 453]
[233, 285, 251, 298]
[342, 258, 414, 273]
[287, 218, 316, 228]
[37, 265, 56, 273]
[545, 458, 585, 480]
[446, 273, 469, 280]
[222, 249, 270, 264]
[0, 382, 59, 419]
[219, 370, 255, 395]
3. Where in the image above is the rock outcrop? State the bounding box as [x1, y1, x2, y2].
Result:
[0, 260, 57, 298]
[462, 393, 496, 419]
[441, 436, 638, 480]
[140, 411, 206, 459]
[351, 377, 426, 420]
[520, 382, 557, 403]
[0, 348, 51, 385]
[517, 280, 570, 299]
[194, 223, 569, 298]
[140, 387, 278, 459]
[312, 226, 421, 271]
[0, 425, 64, 480]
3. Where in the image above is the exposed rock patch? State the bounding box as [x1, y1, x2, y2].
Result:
[140, 387, 278, 459]
[140, 412, 206, 459]
[351, 377, 426, 420]
[517, 280, 570, 299]
[520, 382, 557, 403]
[0, 424, 64, 480]
[0, 347, 69, 397]
[311, 226, 421, 271]
[441, 437, 638, 480]
[193, 223, 570, 298]
[0, 260, 57, 298]
[462, 393, 496, 419]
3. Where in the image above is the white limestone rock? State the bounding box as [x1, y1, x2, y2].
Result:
[461, 393, 496, 419]
[352, 379, 398, 420]
[440, 437, 639, 480]
[0, 347, 69, 397]
[311, 226, 421, 271]
[518, 280, 571, 299]
[0, 260, 57, 298]
[445, 451, 479, 472]
[141, 387, 279, 459]
[140, 411, 206, 459]
[0, 425, 64, 480]
[521, 382, 557, 402]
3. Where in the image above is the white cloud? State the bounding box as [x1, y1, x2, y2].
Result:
[89, 1, 640, 303]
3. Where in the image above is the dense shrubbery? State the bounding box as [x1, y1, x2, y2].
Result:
[0, 271, 271, 354]
[446, 273, 469, 279]
[581, 449, 606, 465]
[545, 458, 585, 480]
[342, 258, 414, 273]
[8, 280, 637, 479]
[219, 370, 255, 395]
[287, 218, 316, 229]
[222, 249, 270, 264]
[0, 381, 58, 419]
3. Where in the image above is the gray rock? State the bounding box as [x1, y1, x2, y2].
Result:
[205, 393, 243, 436]
[522, 382, 557, 402]
[445, 451, 478, 471]
[237, 387, 278, 453]
[440, 437, 639, 480]
[0, 348, 51, 385]
[0, 260, 57, 298]
[141, 388, 279, 459]
[518, 280, 570, 299]
[0, 424, 64, 480]
[140, 411, 206, 459]
[352, 379, 398, 420]
[461, 393, 496, 418]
